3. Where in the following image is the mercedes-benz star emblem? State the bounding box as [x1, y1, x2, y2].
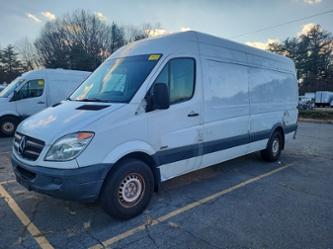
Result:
[18, 136, 26, 155]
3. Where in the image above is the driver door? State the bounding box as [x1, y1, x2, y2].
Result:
[15, 79, 47, 117]
[147, 56, 203, 181]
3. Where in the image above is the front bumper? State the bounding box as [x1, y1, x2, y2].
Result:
[11, 154, 112, 202]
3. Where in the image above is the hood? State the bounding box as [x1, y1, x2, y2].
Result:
[17, 101, 125, 144]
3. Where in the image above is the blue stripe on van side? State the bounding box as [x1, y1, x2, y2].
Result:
[155, 124, 297, 166]
[154, 143, 201, 165]
[202, 133, 249, 155]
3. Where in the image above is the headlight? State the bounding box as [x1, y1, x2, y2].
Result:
[45, 132, 94, 161]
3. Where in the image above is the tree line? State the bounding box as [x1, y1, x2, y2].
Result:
[267, 24, 333, 93]
[0, 10, 159, 84]
[1, 10, 332, 93]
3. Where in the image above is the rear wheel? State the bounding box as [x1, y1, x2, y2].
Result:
[0, 116, 19, 137]
[261, 130, 283, 162]
[100, 159, 154, 220]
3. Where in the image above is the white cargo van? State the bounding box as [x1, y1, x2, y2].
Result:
[12, 31, 298, 219]
[0, 69, 90, 136]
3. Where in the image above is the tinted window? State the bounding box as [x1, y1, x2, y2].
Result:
[16, 79, 45, 100]
[155, 58, 195, 104]
[70, 54, 162, 103]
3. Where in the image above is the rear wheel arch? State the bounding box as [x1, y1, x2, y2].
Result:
[0, 114, 21, 121]
[269, 124, 285, 149]
[261, 125, 285, 162]
[274, 126, 285, 149]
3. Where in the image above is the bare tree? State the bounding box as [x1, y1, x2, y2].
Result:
[34, 9, 163, 71]
[15, 38, 41, 70]
[109, 22, 126, 54]
[35, 10, 126, 71]
[126, 23, 162, 42]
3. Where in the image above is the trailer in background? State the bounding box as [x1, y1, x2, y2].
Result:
[304, 92, 315, 100]
[315, 91, 333, 107]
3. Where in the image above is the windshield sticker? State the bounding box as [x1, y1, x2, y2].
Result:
[148, 54, 161, 61]
[38, 80, 45, 86]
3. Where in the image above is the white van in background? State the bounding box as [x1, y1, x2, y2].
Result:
[12, 31, 298, 219]
[0, 69, 91, 136]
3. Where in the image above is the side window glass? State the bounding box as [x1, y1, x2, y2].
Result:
[17, 79, 45, 100]
[169, 59, 195, 104]
[155, 65, 168, 85]
[154, 58, 195, 104]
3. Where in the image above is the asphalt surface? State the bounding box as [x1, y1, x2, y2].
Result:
[0, 122, 332, 249]
[0, 137, 12, 153]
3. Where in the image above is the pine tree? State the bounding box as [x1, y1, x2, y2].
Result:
[1, 45, 24, 83]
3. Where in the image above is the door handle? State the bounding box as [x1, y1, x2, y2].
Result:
[187, 112, 199, 117]
[37, 101, 45, 104]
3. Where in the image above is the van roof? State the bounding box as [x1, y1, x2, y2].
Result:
[111, 31, 295, 73]
[21, 68, 91, 79]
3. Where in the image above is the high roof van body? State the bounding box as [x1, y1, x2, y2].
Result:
[0, 69, 90, 136]
[11, 31, 298, 219]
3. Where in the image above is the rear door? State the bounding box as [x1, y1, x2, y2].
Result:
[147, 56, 203, 181]
[15, 79, 47, 117]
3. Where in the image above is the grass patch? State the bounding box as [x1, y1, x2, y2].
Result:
[299, 109, 333, 120]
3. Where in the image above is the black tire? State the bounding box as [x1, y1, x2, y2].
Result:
[261, 130, 283, 162]
[0, 116, 19, 137]
[100, 158, 154, 220]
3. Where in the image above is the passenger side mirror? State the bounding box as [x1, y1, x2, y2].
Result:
[148, 83, 170, 111]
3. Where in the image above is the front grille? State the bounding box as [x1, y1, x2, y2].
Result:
[14, 133, 45, 161]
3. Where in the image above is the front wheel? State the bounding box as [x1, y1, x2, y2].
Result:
[261, 130, 283, 162]
[0, 116, 19, 137]
[100, 159, 154, 220]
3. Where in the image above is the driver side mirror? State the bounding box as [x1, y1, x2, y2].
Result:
[146, 83, 170, 111]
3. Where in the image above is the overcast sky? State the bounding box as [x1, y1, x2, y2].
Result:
[0, 0, 332, 49]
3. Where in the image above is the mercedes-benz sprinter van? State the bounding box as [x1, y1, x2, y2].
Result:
[12, 31, 298, 219]
[0, 69, 90, 136]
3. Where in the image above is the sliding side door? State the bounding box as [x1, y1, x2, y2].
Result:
[201, 59, 250, 168]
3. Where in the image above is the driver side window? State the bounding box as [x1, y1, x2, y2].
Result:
[16, 79, 45, 100]
[154, 58, 195, 105]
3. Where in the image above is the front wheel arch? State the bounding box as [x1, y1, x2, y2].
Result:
[100, 158, 155, 219]
[100, 152, 160, 197]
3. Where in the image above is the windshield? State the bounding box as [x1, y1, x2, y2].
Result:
[0, 78, 26, 98]
[69, 54, 162, 103]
